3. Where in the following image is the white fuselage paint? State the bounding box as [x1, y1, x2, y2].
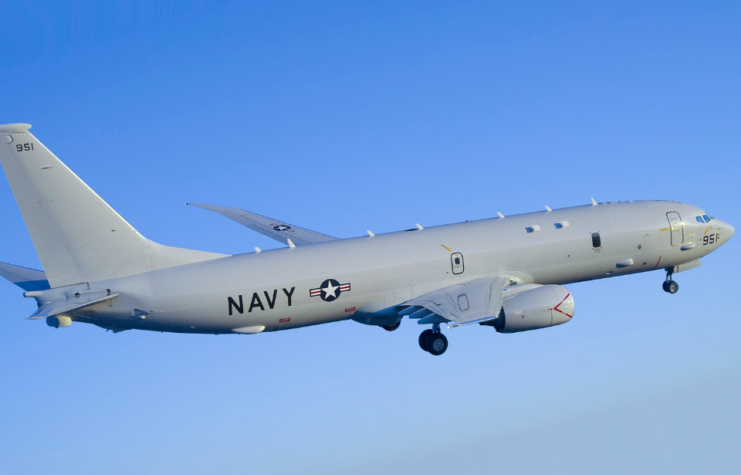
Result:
[39, 200, 733, 334]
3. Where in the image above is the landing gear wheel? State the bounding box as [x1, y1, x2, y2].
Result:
[418, 329, 433, 351]
[425, 332, 448, 356]
[382, 322, 401, 331]
[662, 281, 670, 292]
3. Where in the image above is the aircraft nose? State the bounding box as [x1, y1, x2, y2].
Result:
[715, 219, 735, 241]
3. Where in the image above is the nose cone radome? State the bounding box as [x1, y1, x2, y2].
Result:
[716, 219, 735, 242]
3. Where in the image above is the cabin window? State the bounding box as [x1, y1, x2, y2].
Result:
[696, 216, 704, 223]
[702, 215, 712, 223]
[591, 232, 602, 249]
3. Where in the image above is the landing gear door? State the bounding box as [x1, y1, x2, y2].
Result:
[451, 253, 464, 275]
[667, 212, 683, 246]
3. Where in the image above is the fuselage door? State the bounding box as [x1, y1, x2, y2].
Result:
[451, 253, 464, 275]
[667, 212, 684, 246]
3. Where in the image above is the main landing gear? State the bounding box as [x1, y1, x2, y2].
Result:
[663, 267, 679, 294]
[418, 324, 448, 356]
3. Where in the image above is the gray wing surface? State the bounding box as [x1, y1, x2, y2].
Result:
[29, 292, 119, 320]
[187, 203, 338, 246]
[401, 276, 509, 327]
[0, 262, 50, 291]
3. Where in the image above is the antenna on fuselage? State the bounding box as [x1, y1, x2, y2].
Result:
[545, 206, 552, 212]
[591, 197, 598, 206]
[497, 212, 505, 219]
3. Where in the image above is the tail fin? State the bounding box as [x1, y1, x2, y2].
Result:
[0, 124, 226, 288]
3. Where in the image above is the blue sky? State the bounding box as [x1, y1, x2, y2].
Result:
[1, 1, 739, 473]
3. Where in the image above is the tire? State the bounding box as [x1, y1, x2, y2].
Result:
[662, 281, 670, 292]
[668, 281, 679, 294]
[426, 333, 449, 356]
[418, 329, 433, 351]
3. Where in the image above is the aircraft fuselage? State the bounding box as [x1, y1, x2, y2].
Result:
[40, 200, 732, 334]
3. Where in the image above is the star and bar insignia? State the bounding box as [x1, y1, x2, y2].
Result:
[310, 279, 351, 302]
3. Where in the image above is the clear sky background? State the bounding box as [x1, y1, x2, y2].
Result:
[1, 1, 740, 474]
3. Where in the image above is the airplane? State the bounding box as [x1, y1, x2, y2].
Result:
[0, 123, 734, 356]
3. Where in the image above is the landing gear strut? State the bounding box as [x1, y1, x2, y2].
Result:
[663, 267, 679, 294]
[418, 324, 448, 356]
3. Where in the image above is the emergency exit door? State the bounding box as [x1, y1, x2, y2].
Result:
[451, 253, 464, 274]
[667, 212, 684, 246]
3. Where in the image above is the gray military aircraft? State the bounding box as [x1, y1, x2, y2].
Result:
[0, 123, 734, 355]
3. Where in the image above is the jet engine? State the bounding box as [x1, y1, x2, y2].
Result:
[484, 284, 574, 333]
[46, 315, 72, 328]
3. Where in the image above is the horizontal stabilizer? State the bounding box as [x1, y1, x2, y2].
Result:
[0, 262, 50, 291]
[28, 292, 119, 320]
[187, 203, 338, 246]
[401, 276, 509, 327]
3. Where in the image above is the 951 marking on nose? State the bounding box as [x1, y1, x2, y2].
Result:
[703, 234, 720, 245]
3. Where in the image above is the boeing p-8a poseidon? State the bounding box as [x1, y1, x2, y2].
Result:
[0, 124, 734, 355]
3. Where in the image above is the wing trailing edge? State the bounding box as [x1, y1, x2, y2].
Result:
[400, 276, 511, 327]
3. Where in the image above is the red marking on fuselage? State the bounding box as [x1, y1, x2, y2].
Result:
[653, 256, 662, 270]
[553, 293, 573, 318]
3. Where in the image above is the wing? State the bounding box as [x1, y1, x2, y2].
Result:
[0, 262, 50, 291]
[187, 203, 338, 246]
[400, 276, 510, 327]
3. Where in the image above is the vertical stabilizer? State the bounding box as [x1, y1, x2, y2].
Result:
[0, 124, 225, 288]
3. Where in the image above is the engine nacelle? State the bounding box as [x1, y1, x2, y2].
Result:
[46, 315, 72, 328]
[487, 284, 574, 334]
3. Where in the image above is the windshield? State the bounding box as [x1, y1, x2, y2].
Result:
[696, 215, 713, 223]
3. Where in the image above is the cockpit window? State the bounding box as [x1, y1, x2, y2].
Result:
[696, 215, 713, 223]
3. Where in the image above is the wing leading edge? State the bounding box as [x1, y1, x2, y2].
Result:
[187, 203, 338, 246]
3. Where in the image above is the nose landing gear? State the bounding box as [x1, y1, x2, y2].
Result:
[418, 324, 448, 356]
[663, 267, 679, 294]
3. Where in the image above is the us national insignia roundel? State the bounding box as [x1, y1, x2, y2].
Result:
[310, 279, 351, 302]
[272, 224, 292, 231]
